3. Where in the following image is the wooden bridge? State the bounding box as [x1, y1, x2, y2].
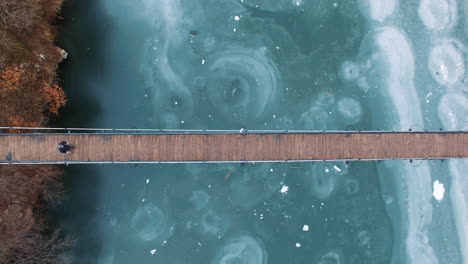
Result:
[0, 128, 467, 164]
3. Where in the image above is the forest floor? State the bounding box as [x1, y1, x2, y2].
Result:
[0, 1, 72, 263]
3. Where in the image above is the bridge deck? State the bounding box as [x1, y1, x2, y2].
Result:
[0, 132, 467, 164]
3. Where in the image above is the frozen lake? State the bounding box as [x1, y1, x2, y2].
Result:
[55, 0, 467, 263]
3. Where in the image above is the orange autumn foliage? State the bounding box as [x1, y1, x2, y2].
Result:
[6, 116, 40, 132]
[0, 66, 23, 93]
[43, 82, 66, 115]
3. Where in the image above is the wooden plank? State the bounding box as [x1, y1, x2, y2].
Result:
[0, 132, 466, 163]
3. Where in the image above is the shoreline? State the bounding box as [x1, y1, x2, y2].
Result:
[0, 0, 72, 263]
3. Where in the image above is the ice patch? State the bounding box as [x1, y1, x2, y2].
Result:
[449, 160, 468, 264]
[344, 177, 360, 195]
[212, 235, 267, 264]
[357, 0, 397, 22]
[203, 48, 281, 119]
[339, 61, 361, 81]
[432, 180, 445, 201]
[359, 26, 422, 129]
[302, 225, 309, 231]
[200, 209, 229, 237]
[190, 190, 210, 210]
[228, 164, 285, 208]
[337, 98, 363, 124]
[130, 203, 173, 242]
[356, 230, 371, 248]
[306, 162, 348, 200]
[357, 26, 439, 264]
[299, 93, 336, 130]
[439, 90, 468, 262]
[428, 40, 465, 87]
[295, 242, 301, 248]
[438, 93, 468, 130]
[418, 0, 458, 31]
[318, 251, 343, 264]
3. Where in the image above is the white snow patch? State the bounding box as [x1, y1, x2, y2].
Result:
[150, 249, 157, 255]
[302, 225, 309, 231]
[295, 242, 301, 248]
[280, 185, 289, 194]
[234, 15, 240, 21]
[432, 180, 445, 201]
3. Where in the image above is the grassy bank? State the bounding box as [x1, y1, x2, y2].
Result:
[0, 1, 72, 263]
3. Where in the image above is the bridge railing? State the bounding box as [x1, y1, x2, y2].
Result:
[0, 157, 456, 166]
[0, 126, 465, 134]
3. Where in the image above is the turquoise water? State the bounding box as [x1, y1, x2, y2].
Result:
[56, 0, 467, 263]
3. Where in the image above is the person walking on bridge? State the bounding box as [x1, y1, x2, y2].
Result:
[58, 141, 72, 154]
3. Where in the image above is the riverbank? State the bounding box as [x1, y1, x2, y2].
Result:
[0, 1, 71, 263]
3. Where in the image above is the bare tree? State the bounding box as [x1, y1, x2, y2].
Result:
[5, 229, 74, 264]
[0, 166, 70, 264]
[0, 0, 42, 32]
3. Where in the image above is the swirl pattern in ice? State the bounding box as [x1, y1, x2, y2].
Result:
[337, 98, 363, 125]
[298, 93, 335, 129]
[428, 40, 465, 87]
[203, 48, 281, 119]
[228, 164, 284, 208]
[318, 251, 343, 264]
[200, 209, 230, 237]
[339, 61, 361, 81]
[130, 203, 173, 242]
[306, 162, 348, 200]
[142, 0, 195, 112]
[213, 235, 267, 264]
[418, 0, 458, 31]
[190, 190, 210, 211]
[343, 177, 360, 196]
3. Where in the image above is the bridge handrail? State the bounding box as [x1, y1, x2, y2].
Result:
[1, 157, 464, 165]
[0, 126, 466, 134]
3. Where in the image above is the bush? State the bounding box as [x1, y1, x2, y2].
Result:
[0, 0, 42, 33]
[0, 166, 72, 264]
[43, 82, 67, 115]
[0, 66, 23, 94]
